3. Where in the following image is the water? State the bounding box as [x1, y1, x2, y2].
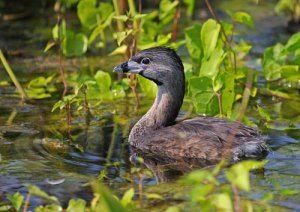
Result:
[1, 0, 300, 210]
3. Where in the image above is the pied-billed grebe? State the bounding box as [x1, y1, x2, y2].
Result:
[114, 47, 268, 163]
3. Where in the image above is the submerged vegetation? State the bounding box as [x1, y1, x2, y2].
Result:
[0, 0, 300, 211]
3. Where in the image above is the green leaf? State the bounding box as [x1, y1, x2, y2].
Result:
[211, 193, 233, 211]
[226, 160, 267, 191]
[44, 41, 57, 52]
[280, 189, 299, 196]
[94, 70, 111, 90]
[62, 31, 88, 57]
[77, 0, 98, 29]
[261, 193, 274, 202]
[281, 65, 299, 81]
[52, 20, 66, 40]
[35, 204, 62, 212]
[113, 15, 129, 22]
[200, 47, 225, 79]
[188, 76, 219, 115]
[257, 105, 271, 121]
[6, 192, 24, 211]
[220, 72, 235, 117]
[284, 32, 300, 52]
[233, 12, 255, 28]
[201, 19, 221, 58]
[191, 184, 214, 202]
[0, 205, 11, 211]
[138, 33, 172, 50]
[52, 100, 65, 112]
[90, 181, 128, 212]
[180, 169, 215, 184]
[109, 45, 128, 56]
[184, 24, 202, 63]
[132, 13, 147, 20]
[66, 199, 86, 212]
[159, 0, 179, 26]
[116, 29, 133, 46]
[138, 75, 157, 98]
[145, 193, 163, 199]
[183, 0, 195, 17]
[262, 43, 286, 81]
[120, 188, 134, 207]
[24, 184, 60, 203]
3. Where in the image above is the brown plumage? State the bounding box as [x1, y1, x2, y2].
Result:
[114, 47, 268, 164]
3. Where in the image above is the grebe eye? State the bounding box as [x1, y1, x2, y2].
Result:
[141, 58, 150, 65]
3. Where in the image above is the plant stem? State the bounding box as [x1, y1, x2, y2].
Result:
[113, 0, 125, 31]
[59, 48, 67, 98]
[236, 69, 253, 121]
[0, 49, 28, 100]
[215, 91, 223, 116]
[23, 193, 31, 212]
[172, 8, 181, 42]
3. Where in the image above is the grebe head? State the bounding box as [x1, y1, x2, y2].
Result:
[113, 46, 184, 86]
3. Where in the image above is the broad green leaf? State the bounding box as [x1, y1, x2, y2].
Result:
[200, 47, 225, 79]
[6, 192, 24, 211]
[98, 3, 113, 21]
[62, 31, 88, 57]
[138, 75, 157, 98]
[28, 77, 47, 88]
[24, 184, 60, 203]
[262, 43, 286, 81]
[233, 12, 255, 28]
[284, 32, 300, 52]
[94, 70, 111, 90]
[120, 188, 134, 207]
[201, 19, 221, 58]
[211, 193, 233, 211]
[184, 24, 202, 63]
[188, 76, 219, 115]
[111, 85, 126, 99]
[191, 184, 214, 202]
[77, 0, 98, 29]
[66, 199, 86, 212]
